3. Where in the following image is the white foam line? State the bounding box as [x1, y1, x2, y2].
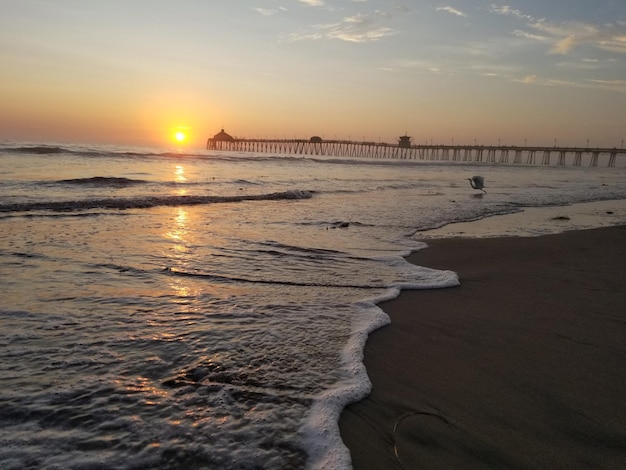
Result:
[300, 300, 391, 470]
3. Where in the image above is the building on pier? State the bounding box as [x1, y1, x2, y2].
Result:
[206, 128, 235, 149]
[398, 134, 412, 148]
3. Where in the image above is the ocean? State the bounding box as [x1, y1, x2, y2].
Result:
[1, 142, 625, 469]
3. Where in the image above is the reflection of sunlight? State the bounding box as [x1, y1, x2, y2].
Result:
[165, 207, 188, 249]
[176, 206, 188, 228]
[163, 207, 199, 303]
[170, 277, 192, 301]
[116, 376, 168, 401]
[175, 165, 186, 182]
[175, 165, 187, 195]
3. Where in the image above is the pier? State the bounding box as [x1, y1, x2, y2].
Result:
[207, 132, 625, 167]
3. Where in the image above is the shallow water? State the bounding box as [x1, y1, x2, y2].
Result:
[1, 143, 625, 469]
[418, 199, 626, 239]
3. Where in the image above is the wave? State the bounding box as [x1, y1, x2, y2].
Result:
[57, 176, 149, 187]
[163, 266, 383, 289]
[0, 189, 313, 213]
[0, 211, 126, 221]
[1, 143, 349, 165]
[5, 146, 65, 155]
[257, 240, 344, 257]
[2, 144, 189, 159]
[234, 179, 261, 185]
[1, 143, 436, 170]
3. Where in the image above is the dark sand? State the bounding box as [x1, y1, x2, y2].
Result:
[339, 226, 626, 469]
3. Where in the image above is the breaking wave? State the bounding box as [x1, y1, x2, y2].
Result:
[163, 267, 384, 289]
[0, 189, 313, 213]
[57, 176, 149, 187]
[4, 146, 66, 154]
[1, 144, 320, 164]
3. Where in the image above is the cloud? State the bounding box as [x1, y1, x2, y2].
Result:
[516, 74, 626, 93]
[255, 8, 277, 16]
[388, 58, 463, 76]
[516, 75, 579, 89]
[529, 20, 596, 54]
[283, 12, 395, 43]
[489, 5, 535, 21]
[587, 78, 626, 92]
[491, 6, 626, 56]
[436, 6, 467, 18]
[298, 0, 324, 6]
[530, 20, 626, 55]
[552, 36, 577, 54]
[512, 30, 547, 42]
[554, 58, 616, 71]
[254, 6, 288, 16]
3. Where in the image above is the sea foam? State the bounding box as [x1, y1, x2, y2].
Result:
[301, 258, 459, 469]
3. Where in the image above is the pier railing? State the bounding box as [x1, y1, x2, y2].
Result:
[207, 138, 625, 167]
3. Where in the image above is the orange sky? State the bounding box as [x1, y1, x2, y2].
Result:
[1, 1, 625, 148]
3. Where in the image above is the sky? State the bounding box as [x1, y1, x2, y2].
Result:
[1, 0, 625, 148]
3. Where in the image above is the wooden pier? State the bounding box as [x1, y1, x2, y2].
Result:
[207, 135, 625, 167]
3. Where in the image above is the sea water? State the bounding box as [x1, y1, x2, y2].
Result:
[1, 142, 625, 469]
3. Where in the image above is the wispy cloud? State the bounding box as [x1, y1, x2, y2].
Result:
[436, 6, 467, 18]
[298, 0, 324, 6]
[522, 74, 538, 84]
[512, 30, 547, 42]
[254, 6, 288, 16]
[531, 20, 626, 55]
[283, 12, 395, 43]
[490, 5, 626, 55]
[389, 54, 521, 78]
[587, 78, 626, 92]
[516, 74, 626, 93]
[555, 59, 614, 70]
[391, 58, 453, 75]
[489, 5, 535, 21]
[255, 8, 277, 16]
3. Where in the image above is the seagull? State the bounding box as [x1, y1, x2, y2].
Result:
[467, 175, 486, 194]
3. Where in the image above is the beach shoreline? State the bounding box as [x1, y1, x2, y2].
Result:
[339, 225, 626, 469]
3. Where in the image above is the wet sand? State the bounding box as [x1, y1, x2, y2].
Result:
[339, 226, 626, 469]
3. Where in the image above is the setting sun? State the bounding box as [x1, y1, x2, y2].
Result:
[175, 131, 186, 142]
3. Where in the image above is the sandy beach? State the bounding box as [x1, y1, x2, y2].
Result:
[339, 226, 626, 469]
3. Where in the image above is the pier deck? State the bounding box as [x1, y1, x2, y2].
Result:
[207, 138, 625, 167]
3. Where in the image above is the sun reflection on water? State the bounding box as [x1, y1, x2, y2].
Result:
[175, 165, 186, 182]
[175, 165, 187, 195]
[165, 207, 189, 248]
[117, 376, 169, 400]
[163, 207, 200, 303]
[170, 277, 191, 300]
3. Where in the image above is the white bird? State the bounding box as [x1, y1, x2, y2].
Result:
[468, 175, 486, 193]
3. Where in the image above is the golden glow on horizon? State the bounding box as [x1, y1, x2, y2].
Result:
[1, 3, 624, 148]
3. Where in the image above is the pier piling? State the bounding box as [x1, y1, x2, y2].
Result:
[206, 136, 624, 167]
